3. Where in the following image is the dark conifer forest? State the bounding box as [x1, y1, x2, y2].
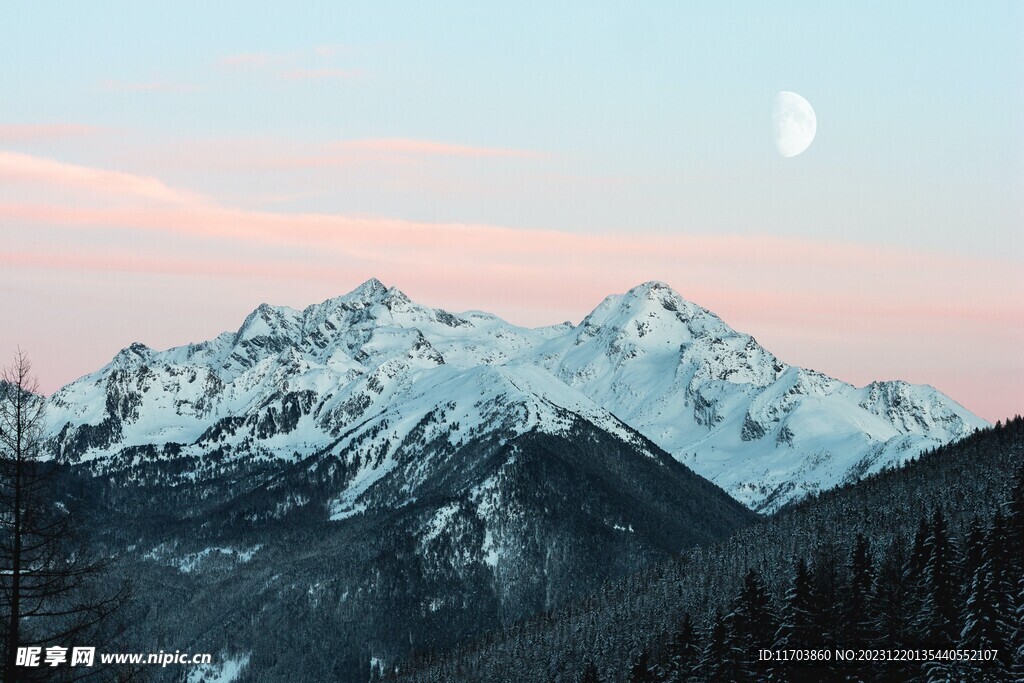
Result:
[391, 418, 1024, 682]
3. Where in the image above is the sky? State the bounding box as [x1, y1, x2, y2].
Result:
[1, 1, 1021, 421]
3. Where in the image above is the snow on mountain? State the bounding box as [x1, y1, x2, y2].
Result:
[46, 278, 987, 511]
[534, 281, 986, 509]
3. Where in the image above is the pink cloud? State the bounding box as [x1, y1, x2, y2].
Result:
[0, 151, 202, 204]
[0, 124, 103, 141]
[4, 194, 1017, 336]
[97, 136, 544, 175]
[0, 248, 347, 282]
[1, 150, 1019, 420]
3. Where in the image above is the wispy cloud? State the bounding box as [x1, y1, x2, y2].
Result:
[329, 138, 543, 159]
[266, 138, 546, 169]
[98, 79, 197, 93]
[124, 136, 546, 173]
[217, 52, 285, 68]
[2, 151, 1019, 420]
[1, 153, 1016, 321]
[2, 152, 1013, 290]
[314, 45, 347, 57]
[216, 46, 361, 81]
[279, 68, 363, 81]
[85, 135, 548, 181]
[0, 150, 202, 204]
[0, 124, 103, 141]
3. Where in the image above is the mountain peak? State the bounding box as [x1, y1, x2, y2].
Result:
[304, 279, 416, 321]
[625, 281, 708, 312]
[579, 281, 723, 338]
[630, 280, 673, 294]
[111, 342, 153, 368]
[321, 278, 415, 311]
[231, 303, 303, 355]
[347, 277, 389, 300]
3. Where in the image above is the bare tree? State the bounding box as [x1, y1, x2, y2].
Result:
[0, 350, 133, 682]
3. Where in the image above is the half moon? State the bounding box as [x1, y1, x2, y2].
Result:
[773, 91, 816, 157]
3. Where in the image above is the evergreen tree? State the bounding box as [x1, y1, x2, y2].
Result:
[958, 513, 1017, 682]
[960, 523, 1000, 646]
[658, 612, 698, 683]
[770, 558, 816, 682]
[906, 515, 932, 647]
[775, 558, 814, 648]
[871, 534, 911, 648]
[962, 518, 986, 587]
[1007, 463, 1024, 679]
[845, 533, 874, 648]
[725, 568, 776, 681]
[627, 646, 655, 683]
[809, 545, 840, 649]
[1014, 572, 1024, 682]
[985, 511, 1016, 642]
[699, 610, 729, 682]
[797, 545, 843, 680]
[914, 508, 961, 646]
[1008, 462, 1024, 568]
[576, 658, 600, 683]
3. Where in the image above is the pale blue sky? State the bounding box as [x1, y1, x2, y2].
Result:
[3, 1, 1020, 251]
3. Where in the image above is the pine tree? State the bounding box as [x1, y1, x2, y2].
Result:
[871, 534, 911, 648]
[1006, 464, 1024, 678]
[914, 508, 961, 647]
[928, 511, 1011, 683]
[724, 568, 776, 681]
[659, 612, 698, 683]
[960, 520, 1001, 648]
[770, 558, 815, 682]
[808, 545, 840, 649]
[1014, 572, 1024, 681]
[577, 658, 600, 683]
[985, 511, 1016, 640]
[962, 518, 986, 587]
[958, 548, 999, 651]
[906, 515, 932, 647]
[775, 558, 814, 648]
[627, 646, 655, 683]
[1009, 462, 1024, 568]
[845, 533, 874, 649]
[699, 610, 729, 682]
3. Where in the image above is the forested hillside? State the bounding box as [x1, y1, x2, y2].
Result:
[59, 419, 754, 682]
[393, 418, 1024, 682]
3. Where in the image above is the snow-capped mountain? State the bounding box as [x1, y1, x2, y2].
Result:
[532, 281, 986, 509]
[47, 278, 986, 512]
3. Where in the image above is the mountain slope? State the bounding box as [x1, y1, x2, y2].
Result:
[69, 402, 755, 682]
[393, 418, 1024, 683]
